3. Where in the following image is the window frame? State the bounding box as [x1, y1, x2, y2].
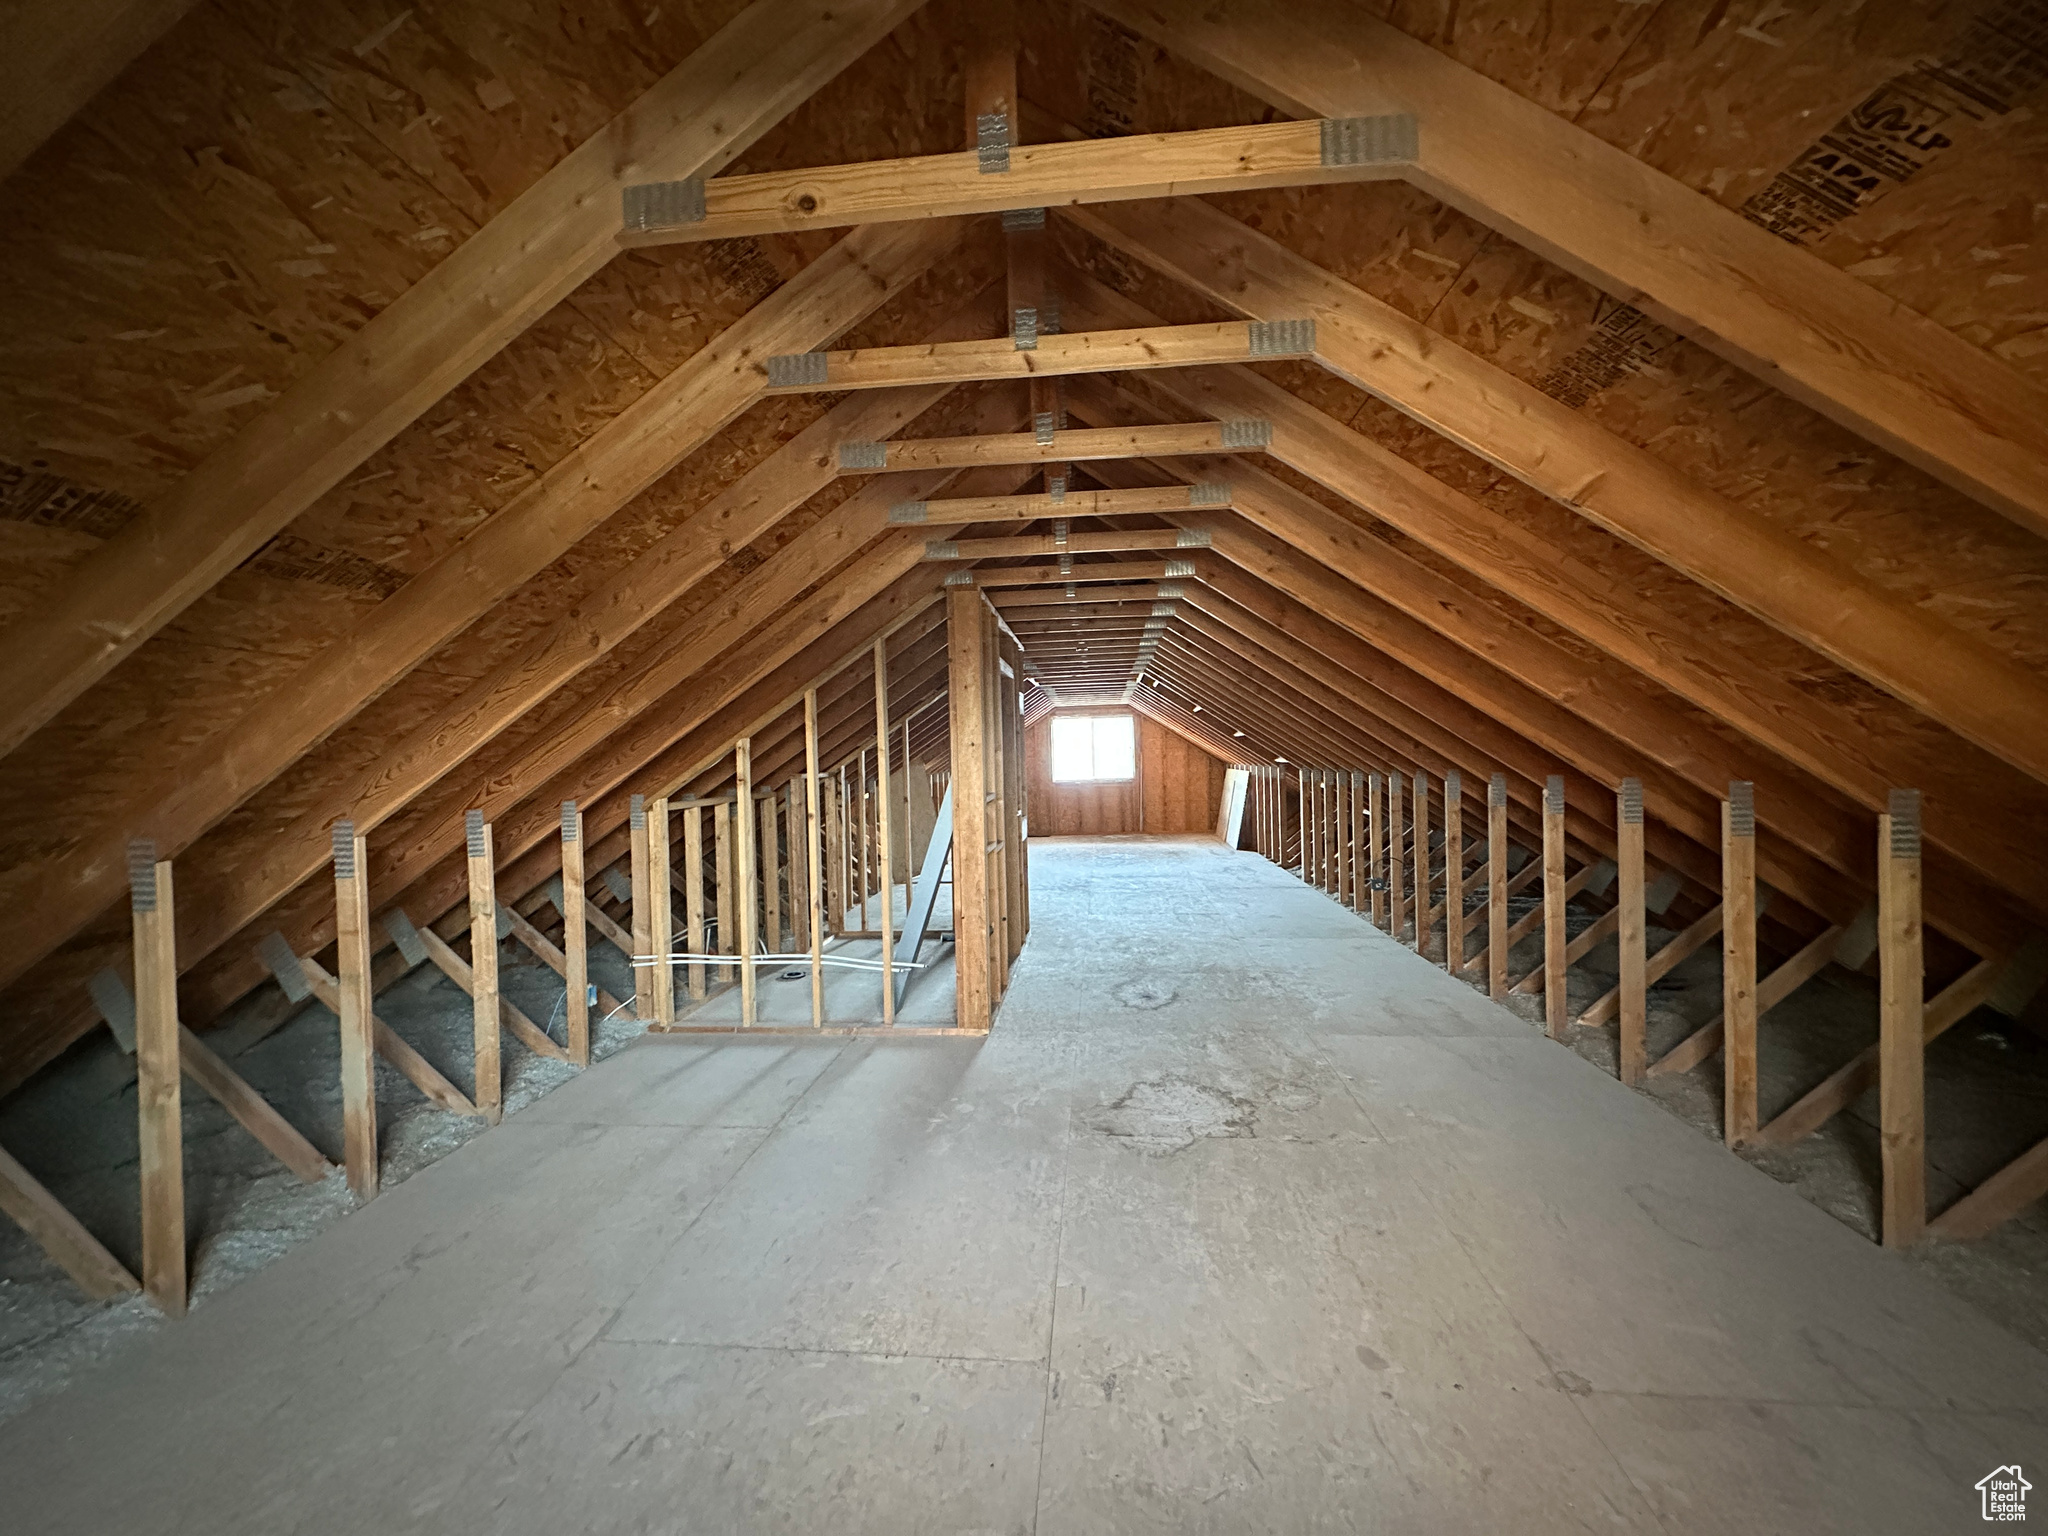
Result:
[1049, 712, 1138, 784]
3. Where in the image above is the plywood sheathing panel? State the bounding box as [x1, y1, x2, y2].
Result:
[1399, 230, 2048, 665]
[0, 300, 669, 883]
[0, 12, 976, 770]
[0, 321, 1007, 1091]
[1571, 0, 2048, 380]
[1064, 252, 2048, 946]
[0, 1, 991, 1089]
[0, 2, 470, 520]
[5, 0, 2044, 1099]
[212, 368, 1007, 929]
[1350, 0, 1668, 117]
[1041, 0, 2048, 381]
[230, 0, 755, 230]
[0, 0, 966, 747]
[1029, 5, 2048, 664]
[1054, 229, 2048, 911]
[0, 293, 665, 932]
[0, 0, 751, 900]
[0, 0, 975, 755]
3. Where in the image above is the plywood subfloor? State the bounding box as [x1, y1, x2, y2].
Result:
[2, 837, 2042, 1532]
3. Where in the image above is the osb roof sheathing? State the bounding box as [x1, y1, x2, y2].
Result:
[0, 0, 2043, 1091]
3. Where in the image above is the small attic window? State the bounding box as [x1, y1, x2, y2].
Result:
[1051, 714, 1136, 783]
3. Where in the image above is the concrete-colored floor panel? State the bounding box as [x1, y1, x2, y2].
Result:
[1573, 1391, 2043, 1535]
[451, 1341, 1047, 1536]
[1041, 1380, 1660, 1536]
[4, 836, 2045, 1533]
[1052, 1135, 1543, 1387]
[513, 1036, 841, 1128]
[1, 1118, 765, 1534]
[1333, 1033, 2048, 1413]
[612, 1038, 1067, 1363]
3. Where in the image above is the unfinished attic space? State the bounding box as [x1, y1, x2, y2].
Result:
[8, 0, 2048, 1528]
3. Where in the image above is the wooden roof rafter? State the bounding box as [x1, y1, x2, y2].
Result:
[0, 0, 935, 758]
[0, 0, 2043, 1234]
[1058, 201, 2048, 790]
[163, 560, 965, 1073]
[1084, 0, 2048, 542]
[1054, 285, 2039, 953]
[0, 217, 973, 999]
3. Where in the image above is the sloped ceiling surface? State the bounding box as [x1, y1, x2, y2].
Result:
[0, 0, 2043, 1101]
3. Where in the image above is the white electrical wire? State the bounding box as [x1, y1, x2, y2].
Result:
[628, 950, 924, 974]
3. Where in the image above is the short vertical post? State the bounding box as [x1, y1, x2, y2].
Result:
[1319, 771, 1332, 893]
[736, 739, 759, 1027]
[1387, 769, 1406, 940]
[1412, 770, 1431, 956]
[1349, 772, 1360, 904]
[874, 638, 897, 1025]
[1261, 770, 1277, 868]
[825, 773, 845, 935]
[1351, 772, 1366, 908]
[1307, 770, 1319, 888]
[804, 689, 826, 1029]
[1296, 769, 1307, 879]
[1488, 775, 1509, 1000]
[1343, 770, 1359, 913]
[714, 801, 735, 983]
[856, 749, 871, 931]
[1369, 772, 1386, 928]
[1299, 770, 1310, 880]
[1879, 789, 1925, 1249]
[1250, 765, 1260, 857]
[1261, 766, 1271, 861]
[1302, 770, 1313, 883]
[1264, 765, 1272, 861]
[129, 839, 185, 1316]
[1616, 779, 1646, 1085]
[838, 766, 853, 931]
[1723, 781, 1758, 1145]
[758, 791, 782, 954]
[1317, 772, 1330, 895]
[630, 795, 654, 1019]
[649, 797, 675, 1029]
[682, 805, 706, 1004]
[1443, 772, 1463, 974]
[1542, 777, 1567, 1038]
[785, 782, 807, 950]
[902, 717, 916, 906]
[1307, 771, 1318, 886]
[467, 810, 502, 1124]
[1334, 772, 1349, 907]
[562, 802, 591, 1063]
[1333, 772, 1343, 895]
[333, 820, 378, 1197]
[1326, 771, 1337, 893]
